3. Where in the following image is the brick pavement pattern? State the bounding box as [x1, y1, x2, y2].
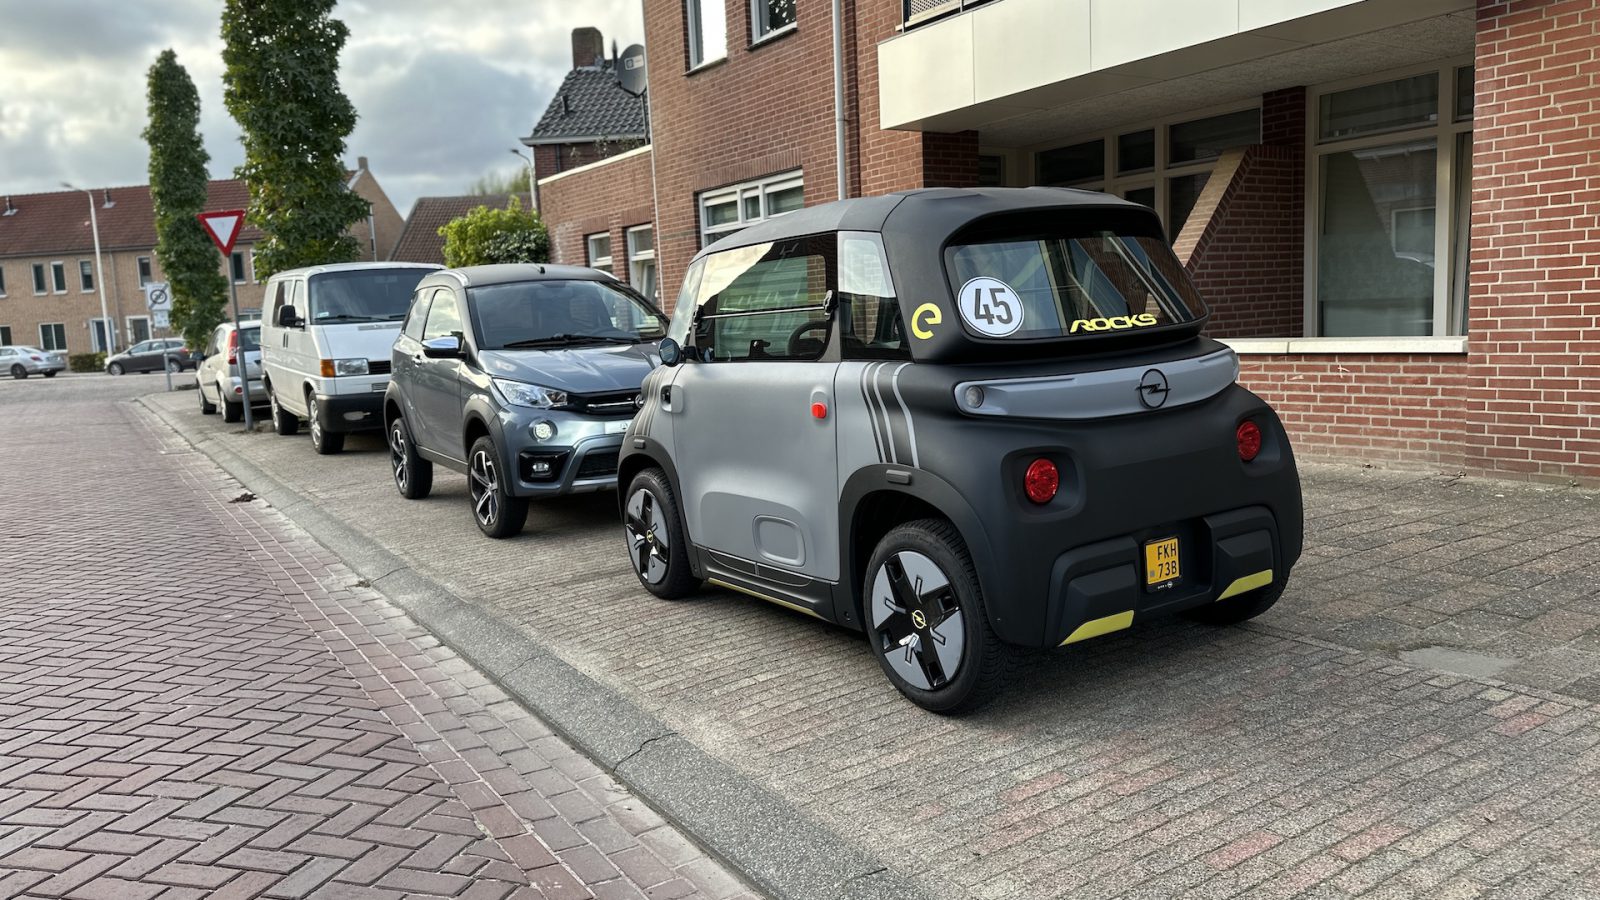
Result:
[132, 377, 1600, 900]
[0, 376, 756, 900]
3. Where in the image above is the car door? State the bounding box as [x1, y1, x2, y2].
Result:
[409, 286, 467, 458]
[278, 278, 315, 415]
[391, 284, 435, 422]
[667, 235, 842, 587]
[135, 341, 163, 372]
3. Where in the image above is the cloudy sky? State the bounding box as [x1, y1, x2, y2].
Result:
[0, 0, 643, 215]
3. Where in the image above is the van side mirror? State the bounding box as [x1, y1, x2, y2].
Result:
[277, 305, 302, 328]
[422, 335, 463, 359]
[658, 337, 682, 367]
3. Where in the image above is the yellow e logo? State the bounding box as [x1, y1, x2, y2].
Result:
[911, 303, 942, 340]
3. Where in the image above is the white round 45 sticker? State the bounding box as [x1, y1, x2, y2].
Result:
[957, 277, 1024, 337]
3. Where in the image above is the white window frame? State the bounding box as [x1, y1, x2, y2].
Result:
[1305, 59, 1474, 339]
[698, 171, 804, 246]
[750, 0, 797, 44]
[1026, 99, 1261, 240]
[587, 232, 613, 271]
[50, 261, 67, 294]
[127, 315, 152, 345]
[38, 322, 66, 352]
[686, 0, 727, 69]
[31, 263, 46, 295]
[626, 225, 657, 298]
[137, 256, 153, 286]
[79, 259, 95, 293]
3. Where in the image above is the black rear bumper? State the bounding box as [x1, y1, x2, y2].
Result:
[315, 392, 385, 434]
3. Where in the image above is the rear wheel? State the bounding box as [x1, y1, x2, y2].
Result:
[389, 415, 433, 500]
[167, 359, 181, 374]
[1184, 582, 1284, 626]
[864, 520, 1011, 714]
[198, 382, 217, 415]
[222, 383, 242, 423]
[11, 365, 27, 379]
[307, 395, 345, 455]
[269, 388, 299, 436]
[107, 362, 124, 376]
[623, 468, 700, 599]
[468, 436, 527, 538]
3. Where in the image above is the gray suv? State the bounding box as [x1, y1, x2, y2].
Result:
[385, 264, 666, 538]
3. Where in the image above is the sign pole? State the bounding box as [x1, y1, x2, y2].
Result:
[230, 277, 253, 431]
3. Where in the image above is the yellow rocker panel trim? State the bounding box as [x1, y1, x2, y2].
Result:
[1060, 610, 1135, 646]
[709, 577, 825, 620]
[1218, 569, 1274, 601]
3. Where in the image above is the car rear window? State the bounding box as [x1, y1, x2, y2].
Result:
[308, 269, 432, 323]
[945, 227, 1205, 342]
[238, 327, 261, 351]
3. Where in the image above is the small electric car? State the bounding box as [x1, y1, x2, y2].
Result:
[385, 265, 666, 537]
[618, 187, 1303, 713]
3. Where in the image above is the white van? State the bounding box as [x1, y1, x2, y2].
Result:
[260, 262, 441, 454]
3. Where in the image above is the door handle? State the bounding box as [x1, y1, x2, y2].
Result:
[660, 385, 672, 403]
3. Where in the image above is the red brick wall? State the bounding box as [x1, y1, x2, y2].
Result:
[1465, 0, 1600, 483]
[533, 141, 643, 180]
[538, 149, 655, 291]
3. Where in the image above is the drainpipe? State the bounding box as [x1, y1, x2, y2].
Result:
[833, 0, 847, 200]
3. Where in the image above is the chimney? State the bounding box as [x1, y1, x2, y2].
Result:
[571, 27, 603, 69]
[2, 196, 15, 216]
[357, 156, 369, 172]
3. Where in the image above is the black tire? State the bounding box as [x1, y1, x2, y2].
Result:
[864, 519, 1012, 714]
[307, 395, 345, 455]
[222, 387, 242, 424]
[1183, 581, 1285, 626]
[269, 388, 299, 436]
[108, 362, 124, 376]
[388, 415, 433, 500]
[166, 359, 181, 374]
[11, 365, 27, 380]
[198, 382, 217, 415]
[467, 436, 527, 538]
[623, 468, 701, 600]
[42, 371, 56, 379]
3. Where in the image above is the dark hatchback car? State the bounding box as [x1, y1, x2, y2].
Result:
[106, 338, 196, 375]
[384, 264, 667, 538]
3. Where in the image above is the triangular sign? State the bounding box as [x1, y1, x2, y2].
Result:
[196, 209, 247, 256]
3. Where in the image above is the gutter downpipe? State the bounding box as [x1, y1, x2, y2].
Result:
[833, 0, 847, 201]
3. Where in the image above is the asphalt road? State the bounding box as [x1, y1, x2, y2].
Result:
[19, 372, 1600, 899]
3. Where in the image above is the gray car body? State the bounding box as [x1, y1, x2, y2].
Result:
[195, 321, 266, 408]
[106, 339, 196, 374]
[385, 265, 664, 498]
[0, 346, 65, 376]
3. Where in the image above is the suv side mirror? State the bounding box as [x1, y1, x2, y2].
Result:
[277, 305, 302, 328]
[658, 337, 683, 367]
[421, 335, 463, 359]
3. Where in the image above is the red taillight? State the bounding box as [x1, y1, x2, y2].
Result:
[226, 330, 238, 365]
[29, 355, 42, 361]
[1236, 420, 1262, 462]
[1024, 458, 1059, 505]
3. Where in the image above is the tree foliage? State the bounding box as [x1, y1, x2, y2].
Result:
[439, 197, 550, 268]
[221, 0, 368, 277]
[468, 167, 531, 196]
[143, 49, 228, 352]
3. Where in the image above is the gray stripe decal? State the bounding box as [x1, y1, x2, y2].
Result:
[889, 362, 918, 469]
[869, 362, 898, 464]
[859, 363, 887, 463]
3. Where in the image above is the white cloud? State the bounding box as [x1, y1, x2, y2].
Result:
[0, 0, 643, 213]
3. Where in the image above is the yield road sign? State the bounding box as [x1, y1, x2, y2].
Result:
[197, 209, 246, 256]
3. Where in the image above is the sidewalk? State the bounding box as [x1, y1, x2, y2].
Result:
[0, 385, 756, 898]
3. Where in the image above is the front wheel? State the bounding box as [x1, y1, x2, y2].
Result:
[623, 468, 700, 599]
[468, 436, 527, 538]
[864, 520, 1011, 714]
[389, 415, 433, 500]
[307, 395, 345, 455]
[1184, 581, 1285, 626]
[107, 362, 124, 376]
[269, 388, 299, 436]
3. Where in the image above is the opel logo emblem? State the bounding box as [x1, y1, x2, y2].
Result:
[1137, 369, 1170, 409]
[911, 610, 928, 629]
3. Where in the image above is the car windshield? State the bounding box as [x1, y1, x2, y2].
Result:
[946, 227, 1206, 341]
[308, 269, 432, 322]
[238, 327, 261, 351]
[469, 279, 666, 350]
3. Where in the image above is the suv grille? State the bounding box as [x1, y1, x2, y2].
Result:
[368, 360, 392, 376]
[569, 390, 639, 418]
[575, 451, 619, 480]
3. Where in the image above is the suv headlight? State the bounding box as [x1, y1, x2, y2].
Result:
[492, 378, 568, 409]
[326, 358, 369, 376]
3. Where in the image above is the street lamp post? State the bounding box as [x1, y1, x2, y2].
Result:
[509, 148, 538, 213]
[63, 182, 115, 355]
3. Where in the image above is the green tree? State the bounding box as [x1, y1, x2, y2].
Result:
[439, 197, 550, 267]
[468, 168, 529, 196]
[221, 0, 368, 277]
[143, 49, 228, 352]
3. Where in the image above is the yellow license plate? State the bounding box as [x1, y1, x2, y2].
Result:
[1145, 537, 1180, 585]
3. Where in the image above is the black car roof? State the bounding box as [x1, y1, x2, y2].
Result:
[692, 186, 1145, 262]
[423, 263, 620, 289]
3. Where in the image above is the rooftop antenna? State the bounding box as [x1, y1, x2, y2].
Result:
[617, 44, 649, 142]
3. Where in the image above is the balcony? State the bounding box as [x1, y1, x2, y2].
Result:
[904, 0, 998, 28]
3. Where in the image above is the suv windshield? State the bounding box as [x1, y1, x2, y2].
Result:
[308, 269, 432, 322]
[946, 228, 1205, 341]
[469, 279, 666, 350]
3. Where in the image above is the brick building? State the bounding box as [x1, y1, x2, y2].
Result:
[0, 159, 403, 355]
[536, 0, 1600, 485]
[520, 28, 650, 207]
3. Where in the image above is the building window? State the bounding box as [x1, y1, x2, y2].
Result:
[51, 262, 67, 294]
[0, 265, 6, 297]
[90, 318, 114, 353]
[687, 0, 727, 68]
[587, 233, 613, 272]
[1169, 108, 1260, 165]
[751, 0, 796, 41]
[32, 263, 46, 295]
[230, 251, 248, 284]
[977, 155, 1006, 187]
[627, 225, 657, 300]
[138, 256, 153, 286]
[0, 326, 11, 345]
[699, 171, 803, 246]
[39, 323, 66, 352]
[1312, 64, 1472, 338]
[128, 316, 152, 345]
[1037, 139, 1104, 187]
[79, 260, 95, 292]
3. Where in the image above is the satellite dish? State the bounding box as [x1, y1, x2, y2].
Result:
[618, 44, 647, 97]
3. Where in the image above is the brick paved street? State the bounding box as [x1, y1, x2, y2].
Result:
[0, 374, 757, 900]
[124, 377, 1600, 900]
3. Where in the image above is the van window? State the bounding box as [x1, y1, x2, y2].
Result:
[308, 269, 432, 323]
[263, 281, 283, 326]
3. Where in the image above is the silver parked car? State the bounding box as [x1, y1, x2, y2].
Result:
[0, 346, 65, 379]
[196, 321, 265, 423]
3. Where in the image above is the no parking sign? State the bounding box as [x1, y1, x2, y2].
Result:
[143, 281, 171, 312]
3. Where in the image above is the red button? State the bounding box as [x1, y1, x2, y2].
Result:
[811, 402, 828, 419]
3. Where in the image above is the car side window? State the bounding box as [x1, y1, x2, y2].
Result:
[422, 288, 463, 341]
[402, 288, 434, 341]
[838, 232, 910, 361]
[691, 236, 834, 362]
